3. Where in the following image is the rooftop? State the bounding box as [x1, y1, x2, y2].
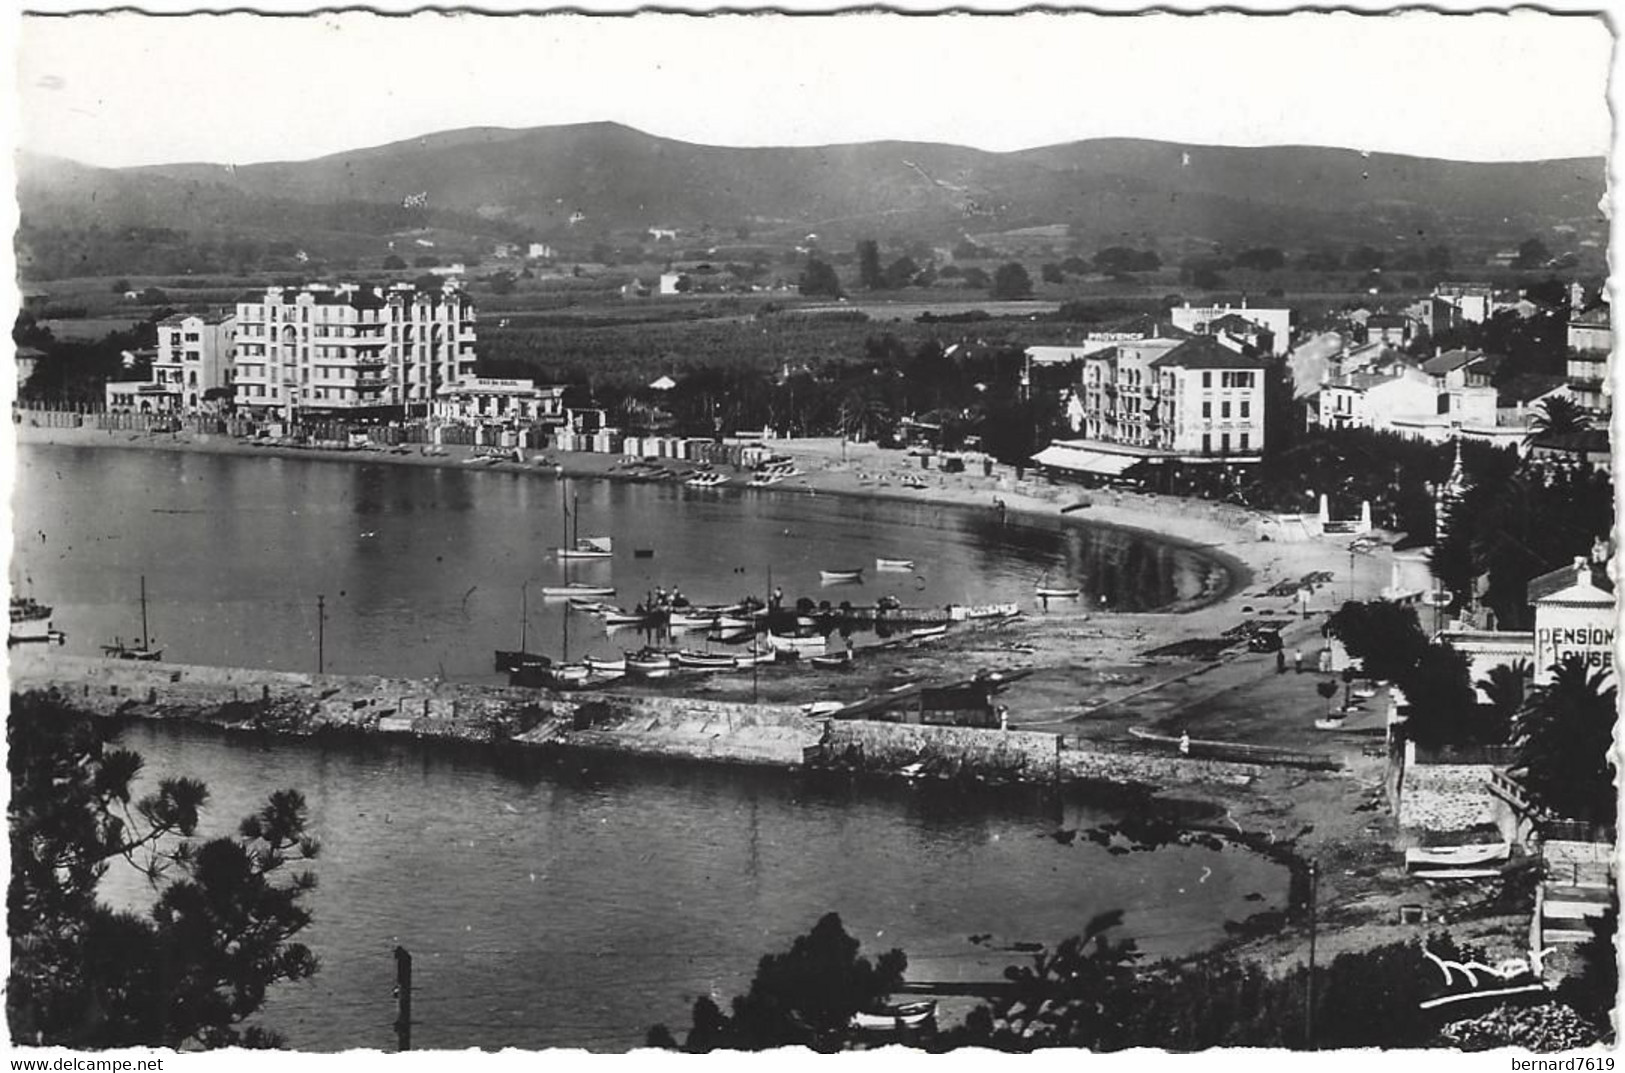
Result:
[1150, 335, 1272, 371]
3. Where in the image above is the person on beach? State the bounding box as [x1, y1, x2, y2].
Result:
[1276, 648, 1287, 674]
[1292, 648, 1303, 674]
[1179, 730, 1191, 755]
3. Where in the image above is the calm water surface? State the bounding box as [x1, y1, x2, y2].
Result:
[14, 445, 1225, 678]
[100, 721, 1286, 1051]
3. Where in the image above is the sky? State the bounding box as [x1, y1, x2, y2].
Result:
[12, 5, 1616, 168]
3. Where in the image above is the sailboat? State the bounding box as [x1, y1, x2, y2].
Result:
[102, 575, 163, 661]
[494, 582, 551, 674]
[555, 492, 614, 559]
[539, 489, 615, 596]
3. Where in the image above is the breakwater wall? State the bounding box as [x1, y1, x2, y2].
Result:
[17, 656, 1266, 788]
[814, 720, 1264, 788]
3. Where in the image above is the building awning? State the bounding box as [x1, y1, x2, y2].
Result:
[1031, 444, 1143, 476]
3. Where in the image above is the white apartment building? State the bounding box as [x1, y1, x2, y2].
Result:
[233, 282, 476, 417]
[156, 312, 237, 410]
[1169, 301, 1292, 356]
[1151, 337, 1269, 457]
[1433, 282, 1494, 324]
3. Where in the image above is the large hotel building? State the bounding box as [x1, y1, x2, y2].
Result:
[232, 281, 477, 417]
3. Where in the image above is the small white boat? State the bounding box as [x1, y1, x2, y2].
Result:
[667, 611, 719, 630]
[600, 609, 653, 627]
[714, 614, 753, 631]
[768, 632, 827, 654]
[850, 1001, 937, 1031]
[626, 649, 675, 677]
[584, 654, 627, 674]
[568, 597, 613, 613]
[539, 583, 616, 599]
[820, 568, 864, 583]
[963, 602, 1020, 620]
[1035, 586, 1082, 600]
[909, 624, 949, 640]
[1313, 717, 1347, 731]
[810, 649, 855, 669]
[802, 700, 845, 717]
[675, 650, 737, 671]
[875, 558, 915, 571]
[557, 536, 614, 560]
[1405, 843, 1510, 871]
[734, 647, 776, 668]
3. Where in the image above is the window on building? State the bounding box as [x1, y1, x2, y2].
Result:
[1221, 433, 1231, 453]
[1202, 372, 1211, 388]
[1202, 433, 1211, 455]
[1241, 400, 1251, 419]
[1240, 433, 1250, 451]
[1201, 401, 1211, 418]
[1221, 401, 1231, 419]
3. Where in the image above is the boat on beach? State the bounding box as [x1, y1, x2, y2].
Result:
[675, 650, 738, 671]
[875, 558, 915, 571]
[626, 649, 675, 677]
[810, 648, 855, 668]
[909, 624, 949, 640]
[685, 471, 728, 488]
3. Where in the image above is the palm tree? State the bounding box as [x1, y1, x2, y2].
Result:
[1476, 659, 1530, 740]
[1525, 395, 1590, 445]
[1510, 655, 1617, 825]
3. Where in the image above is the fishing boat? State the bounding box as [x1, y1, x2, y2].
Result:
[600, 608, 654, 627]
[584, 654, 627, 674]
[714, 614, 754, 631]
[849, 1001, 937, 1032]
[494, 582, 551, 673]
[733, 646, 775, 669]
[875, 558, 915, 572]
[685, 471, 728, 488]
[539, 583, 616, 599]
[819, 568, 865, 583]
[667, 611, 719, 630]
[102, 575, 163, 661]
[675, 650, 737, 671]
[810, 649, 855, 669]
[626, 649, 675, 677]
[909, 623, 949, 640]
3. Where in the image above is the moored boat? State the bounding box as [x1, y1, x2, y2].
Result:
[675, 650, 737, 671]
[667, 611, 719, 630]
[1035, 586, 1082, 600]
[539, 583, 616, 599]
[768, 632, 827, 654]
[810, 649, 855, 669]
[626, 649, 675, 677]
[102, 575, 162, 662]
[819, 568, 864, 583]
[9, 597, 64, 646]
[909, 623, 949, 640]
[685, 471, 728, 488]
[600, 608, 654, 627]
[733, 646, 775, 668]
[584, 654, 627, 674]
[875, 558, 915, 571]
[557, 536, 614, 561]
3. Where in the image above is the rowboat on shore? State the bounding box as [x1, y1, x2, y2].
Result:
[675, 650, 737, 671]
[909, 624, 949, 640]
[875, 558, 915, 571]
[810, 649, 855, 669]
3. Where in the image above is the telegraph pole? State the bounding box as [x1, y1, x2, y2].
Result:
[317, 594, 326, 675]
[1304, 859, 1319, 1049]
[393, 945, 413, 1051]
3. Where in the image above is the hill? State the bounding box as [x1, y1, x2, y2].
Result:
[15, 121, 1607, 280]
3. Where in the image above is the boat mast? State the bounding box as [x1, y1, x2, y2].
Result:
[519, 580, 528, 653]
[139, 575, 150, 650]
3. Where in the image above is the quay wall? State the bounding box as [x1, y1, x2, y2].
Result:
[819, 720, 1263, 786]
[17, 657, 1261, 786]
